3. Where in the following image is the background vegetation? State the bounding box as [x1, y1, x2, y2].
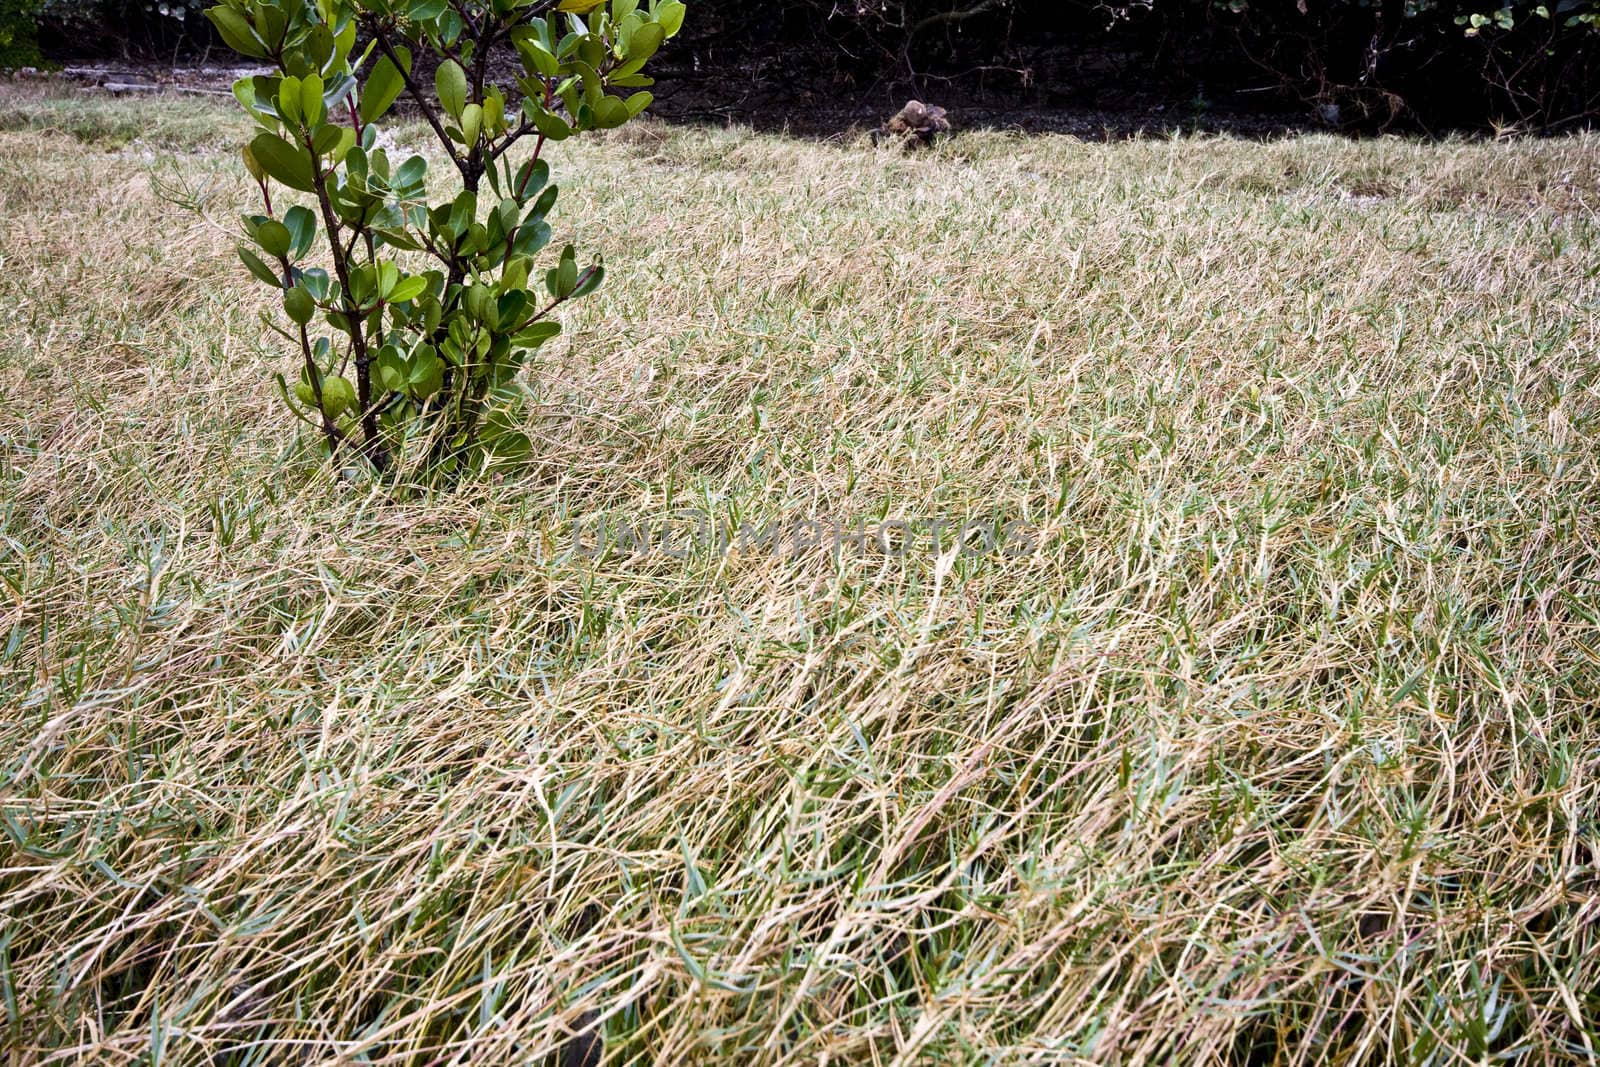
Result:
[6, 0, 1600, 130]
[2, 85, 1597, 1062]
[673, 0, 1600, 130]
[0, 0, 44, 67]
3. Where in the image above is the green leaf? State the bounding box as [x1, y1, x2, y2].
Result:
[237, 246, 283, 287]
[376, 344, 408, 392]
[277, 75, 304, 125]
[656, 0, 685, 37]
[389, 275, 428, 304]
[449, 189, 477, 238]
[410, 348, 445, 397]
[515, 36, 559, 77]
[626, 21, 664, 63]
[513, 158, 549, 199]
[592, 95, 628, 129]
[483, 428, 532, 461]
[307, 125, 355, 168]
[300, 268, 331, 301]
[250, 132, 318, 192]
[310, 123, 349, 158]
[321, 72, 358, 111]
[254, 5, 288, 53]
[496, 290, 529, 327]
[206, 7, 268, 58]
[574, 59, 602, 101]
[465, 283, 494, 323]
[231, 76, 257, 114]
[512, 219, 552, 257]
[361, 53, 406, 124]
[309, 25, 335, 69]
[502, 255, 531, 293]
[514, 320, 561, 348]
[283, 206, 316, 257]
[529, 106, 571, 140]
[460, 102, 483, 146]
[624, 90, 653, 117]
[612, 54, 650, 79]
[616, 13, 643, 58]
[394, 154, 428, 198]
[329, 127, 357, 167]
[255, 218, 292, 258]
[571, 262, 604, 298]
[375, 227, 423, 252]
[300, 72, 325, 126]
[526, 184, 559, 223]
[558, 79, 581, 118]
[284, 285, 315, 324]
[319, 375, 356, 416]
[409, 0, 447, 19]
[376, 260, 400, 300]
[334, 20, 357, 66]
[436, 59, 468, 119]
[438, 8, 464, 44]
[549, 244, 577, 298]
[349, 263, 377, 306]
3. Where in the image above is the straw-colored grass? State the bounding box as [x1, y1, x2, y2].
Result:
[2, 84, 1598, 1065]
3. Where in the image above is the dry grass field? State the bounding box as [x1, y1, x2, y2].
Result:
[1, 84, 1598, 1064]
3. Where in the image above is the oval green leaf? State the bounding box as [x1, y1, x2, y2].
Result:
[436, 59, 468, 119]
[361, 54, 406, 124]
[250, 132, 318, 192]
[255, 218, 292, 258]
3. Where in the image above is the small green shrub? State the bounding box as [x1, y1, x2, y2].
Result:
[206, 0, 685, 479]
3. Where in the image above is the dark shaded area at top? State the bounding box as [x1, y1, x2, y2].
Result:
[37, 0, 1600, 138]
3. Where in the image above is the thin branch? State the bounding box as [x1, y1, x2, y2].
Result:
[301, 128, 388, 471]
[366, 19, 466, 178]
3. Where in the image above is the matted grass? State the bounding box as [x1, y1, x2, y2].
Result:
[1, 86, 1598, 1064]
